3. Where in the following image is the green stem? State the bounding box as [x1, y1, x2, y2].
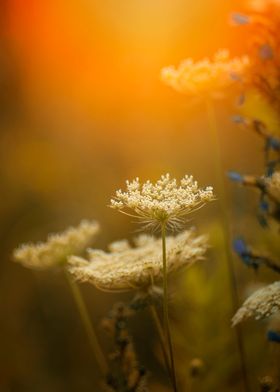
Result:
[64, 270, 108, 376]
[161, 222, 178, 392]
[149, 304, 172, 381]
[206, 99, 250, 392]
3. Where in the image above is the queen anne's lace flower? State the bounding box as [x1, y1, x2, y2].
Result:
[110, 174, 214, 230]
[13, 220, 100, 270]
[160, 49, 249, 98]
[68, 229, 208, 292]
[232, 281, 280, 326]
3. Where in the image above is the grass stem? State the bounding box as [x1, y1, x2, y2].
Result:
[206, 99, 250, 392]
[149, 304, 172, 381]
[161, 222, 178, 392]
[64, 270, 108, 376]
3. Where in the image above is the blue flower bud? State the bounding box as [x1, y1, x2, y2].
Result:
[228, 171, 244, 182]
[267, 330, 280, 344]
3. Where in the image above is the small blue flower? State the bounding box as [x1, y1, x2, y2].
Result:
[228, 171, 244, 182]
[233, 237, 248, 255]
[230, 72, 241, 81]
[233, 237, 260, 270]
[259, 198, 269, 212]
[259, 44, 273, 60]
[267, 330, 280, 344]
[267, 137, 280, 151]
[257, 213, 268, 228]
[231, 13, 250, 25]
[266, 161, 277, 177]
[231, 115, 245, 124]
[237, 93, 245, 106]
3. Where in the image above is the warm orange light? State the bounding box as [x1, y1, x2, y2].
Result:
[5, 0, 244, 140]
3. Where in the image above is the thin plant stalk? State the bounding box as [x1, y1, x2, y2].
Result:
[205, 99, 250, 392]
[64, 270, 108, 376]
[161, 221, 178, 392]
[149, 304, 172, 381]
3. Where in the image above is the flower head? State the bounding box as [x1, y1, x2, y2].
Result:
[232, 281, 280, 326]
[68, 229, 208, 292]
[160, 49, 249, 98]
[110, 173, 214, 230]
[13, 220, 100, 270]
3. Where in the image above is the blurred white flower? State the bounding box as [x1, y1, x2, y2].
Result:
[161, 49, 249, 98]
[232, 281, 280, 326]
[13, 220, 100, 270]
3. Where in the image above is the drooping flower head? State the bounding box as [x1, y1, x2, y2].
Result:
[232, 281, 280, 326]
[110, 174, 214, 231]
[68, 229, 208, 292]
[13, 220, 100, 270]
[160, 49, 249, 98]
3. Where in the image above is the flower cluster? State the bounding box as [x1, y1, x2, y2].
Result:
[68, 229, 208, 292]
[160, 49, 249, 98]
[232, 282, 280, 326]
[13, 220, 100, 270]
[110, 174, 214, 230]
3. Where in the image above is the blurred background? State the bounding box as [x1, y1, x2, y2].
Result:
[1, 0, 279, 391]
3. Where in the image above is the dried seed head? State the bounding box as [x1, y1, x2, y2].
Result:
[189, 358, 204, 378]
[259, 375, 274, 392]
[13, 220, 100, 270]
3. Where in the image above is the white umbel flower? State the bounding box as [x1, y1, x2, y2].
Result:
[68, 229, 208, 292]
[232, 281, 280, 326]
[160, 49, 249, 98]
[110, 174, 214, 230]
[13, 220, 100, 270]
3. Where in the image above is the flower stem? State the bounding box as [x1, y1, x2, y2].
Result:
[206, 99, 250, 392]
[149, 304, 172, 381]
[161, 222, 178, 392]
[64, 270, 108, 376]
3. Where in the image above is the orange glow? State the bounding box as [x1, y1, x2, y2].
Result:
[5, 0, 244, 137]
